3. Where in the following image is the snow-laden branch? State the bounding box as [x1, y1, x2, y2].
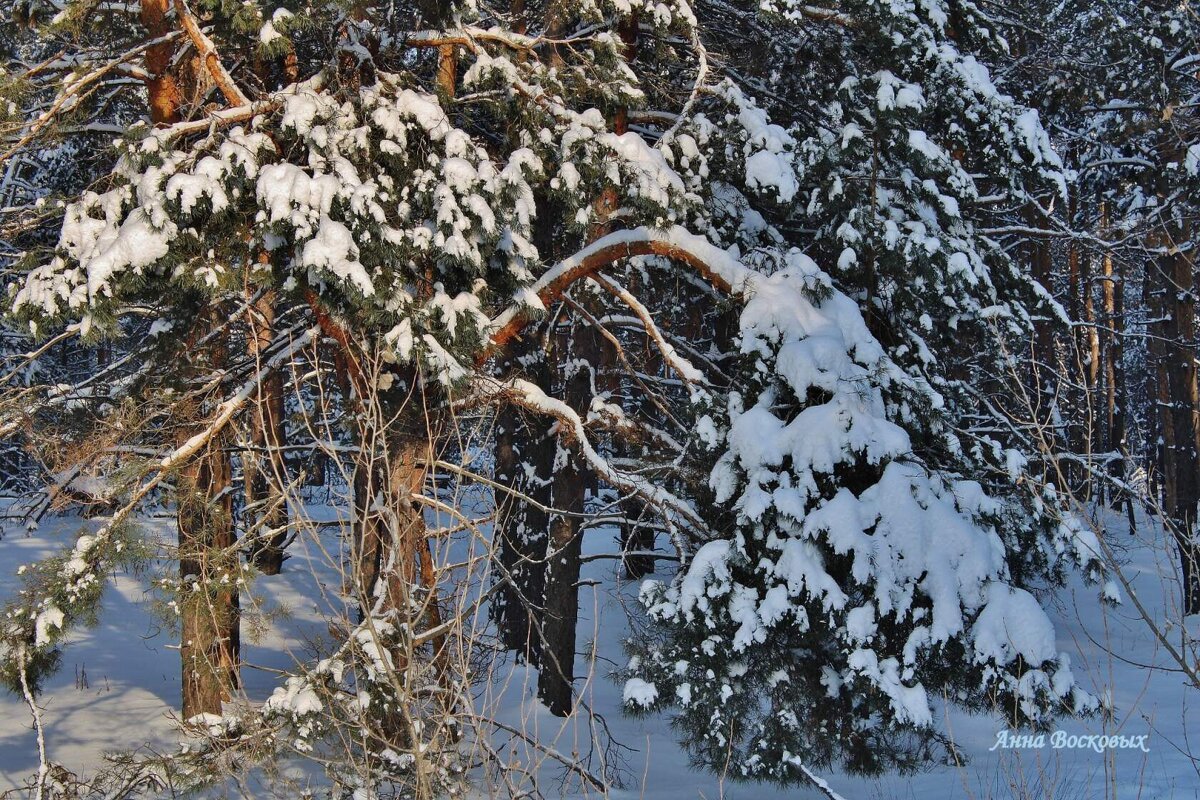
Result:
[174, 0, 250, 108]
[559, 293, 689, 437]
[588, 273, 708, 390]
[16, 645, 48, 800]
[468, 375, 706, 552]
[485, 225, 757, 357]
[402, 26, 601, 53]
[0, 32, 186, 167]
[147, 74, 326, 145]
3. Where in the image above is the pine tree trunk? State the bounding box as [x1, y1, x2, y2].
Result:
[245, 290, 290, 574]
[377, 436, 431, 620]
[618, 273, 659, 580]
[330, 343, 389, 621]
[491, 341, 552, 661]
[178, 428, 240, 719]
[537, 306, 602, 715]
[140, 7, 240, 718]
[538, 370, 586, 716]
[177, 319, 240, 719]
[1100, 205, 1128, 506]
[1163, 244, 1200, 615]
[1081, 243, 1101, 499]
[448, 5, 550, 658]
[1151, 131, 1200, 616]
[141, 0, 184, 124]
[1143, 259, 1162, 486]
[1066, 181, 1086, 492]
[324, 334, 373, 619]
[1028, 217, 1055, 399]
[511, 0, 527, 34]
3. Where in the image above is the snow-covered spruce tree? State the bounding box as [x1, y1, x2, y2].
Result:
[619, 0, 1107, 786]
[0, 1, 519, 791]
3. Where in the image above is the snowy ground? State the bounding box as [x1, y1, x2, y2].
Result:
[1, 503, 1198, 799]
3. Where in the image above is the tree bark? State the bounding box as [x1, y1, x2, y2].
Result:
[1162, 243, 1200, 615]
[1100, 204, 1129, 508]
[244, 289, 290, 574]
[177, 321, 240, 720]
[537, 320, 591, 716]
[1079, 237, 1100, 499]
[328, 341, 389, 622]
[1024, 206, 1055, 426]
[491, 340, 552, 661]
[1148, 127, 1200, 615]
[141, 0, 184, 125]
[179, 430, 240, 719]
[618, 271, 658, 580]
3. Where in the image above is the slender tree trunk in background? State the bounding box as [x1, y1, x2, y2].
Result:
[1163, 241, 1200, 615]
[1025, 206, 1057, 481]
[1080, 243, 1101, 499]
[1148, 130, 1200, 616]
[1096, 212, 1113, 506]
[619, 268, 661, 581]
[1030, 233, 1054, 388]
[1161, 241, 1200, 618]
[245, 290, 290, 574]
[1066, 192, 1085, 491]
[1142, 259, 1161, 485]
[1151, 260, 1175, 512]
[538, 318, 592, 716]
[1100, 204, 1129, 511]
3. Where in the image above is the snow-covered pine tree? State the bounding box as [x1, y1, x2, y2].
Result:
[620, 0, 1107, 786]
